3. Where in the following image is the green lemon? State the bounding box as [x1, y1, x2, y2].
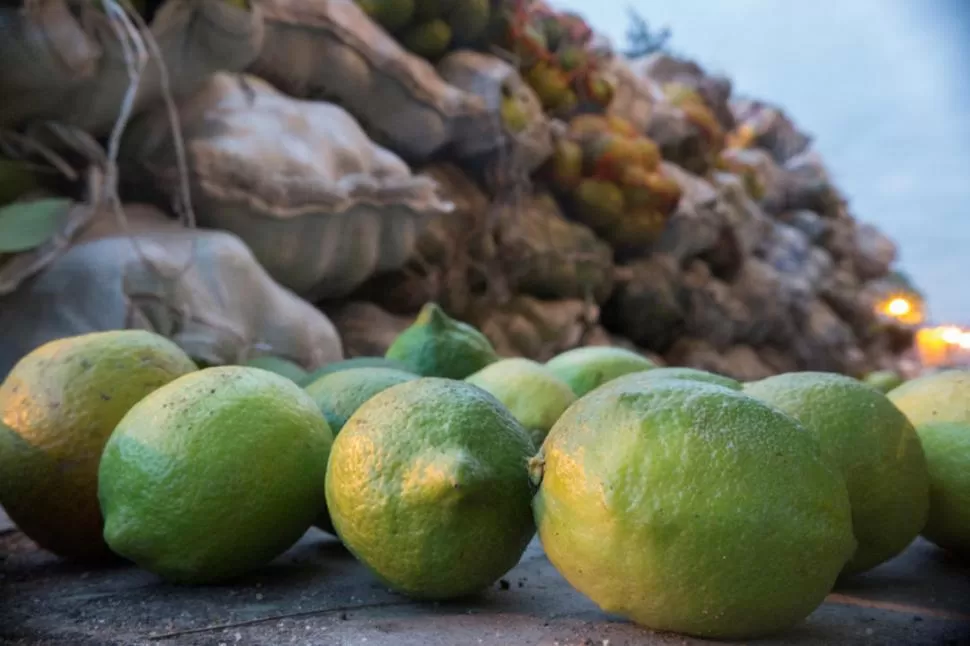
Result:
[356, 0, 415, 33]
[300, 357, 414, 387]
[862, 370, 904, 394]
[244, 355, 308, 384]
[0, 330, 197, 562]
[385, 303, 499, 379]
[532, 376, 855, 639]
[399, 19, 453, 59]
[744, 372, 930, 575]
[465, 358, 576, 448]
[545, 346, 657, 397]
[630, 366, 742, 390]
[444, 0, 489, 46]
[413, 0, 456, 19]
[305, 367, 419, 436]
[888, 370, 970, 556]
[305, 367, 419, 534]
[326, 378, 535, 600]
[99, 367, 333, 583]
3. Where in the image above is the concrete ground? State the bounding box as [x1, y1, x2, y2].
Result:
[1, 507, 968, 646]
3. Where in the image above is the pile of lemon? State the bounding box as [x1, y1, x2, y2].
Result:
[1, 302, 966, 640]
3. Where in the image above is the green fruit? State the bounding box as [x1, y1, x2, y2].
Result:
[525, 62, 571, 111]
[444, 0, 489, 46]
[556, 45, 587, 72]
[304, 366, 418, 535]
[0, 159, 44, 205]
[465, 358, 576, 448]
[862, 370, 904, 394]
[633, 366, 742, 390]
[500, 95, 529, 133]
[538, 15, 564, 51]
[99, 367, 333, 584]
[744, 372, 930, 576]
[357, 0, 415, 33]
[0, 331, 197, 561]
[545, 346, 656, 397]
[300, 357, 414, 386]
[413, 0, 455, 19]
[305, 367, 418, 437]
[385, 302, 499, 379]
[400, 19, 453, 59]
[888, 371, 970, 556]
[326, 378, 535, 600]
[572, 179, 625, 232]
[532, 378, 855, 639]
[549, 139, 584, 190]
[244, 356, 308, 384]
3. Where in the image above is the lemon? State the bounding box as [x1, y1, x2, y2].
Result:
[385, 303, 499, 379]
[545, 346, 657, 397]
[465, 358, 576, 448]
[305, 367, 418, 436]
[630, 366, 742, 390]
[888, 370, 970, 556]
[244, 356, 308, 384]
[862, 370, 904, 394]
[99, 367, 333, 583]
[300, 357, 414, 387]
[0, 330, 196, 561]
[326, 378, 535, 600]
[745, 372, 930, 575]
[533, 376, 855, 639]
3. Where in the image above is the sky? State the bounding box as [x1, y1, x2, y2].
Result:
[556, 0, 970, 324]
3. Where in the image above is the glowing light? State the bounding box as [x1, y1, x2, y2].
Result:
[886, 298, 911, 316]
[876, 294, 924, 326]
[941, 327, 962, 344]
[958, 334, 970, 350]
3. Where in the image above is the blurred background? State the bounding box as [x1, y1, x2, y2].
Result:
[3, 0, 970, 379]
[559, 0, 970, 324]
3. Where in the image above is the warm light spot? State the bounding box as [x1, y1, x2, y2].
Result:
[887, 298, 911, 316]
[876, 294, 924, 326]
[941, 327, 962, 345]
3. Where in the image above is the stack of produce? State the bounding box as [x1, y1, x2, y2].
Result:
[355, 0, 492, 60]
[5, 312, 966, 641]
[491, 0, 614, 119]
[661, 81, 726, 174]
[544, 113, 682, 252]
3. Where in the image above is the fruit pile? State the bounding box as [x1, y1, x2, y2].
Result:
[545, 113, 682, 250]
[663, 82, 725, 152]
[493, 0, 614, 119]
[355, 0, 492, 61]
[1, 306, 967, 640]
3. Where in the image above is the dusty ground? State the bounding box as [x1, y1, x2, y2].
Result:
[1, 507, 968, 646]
